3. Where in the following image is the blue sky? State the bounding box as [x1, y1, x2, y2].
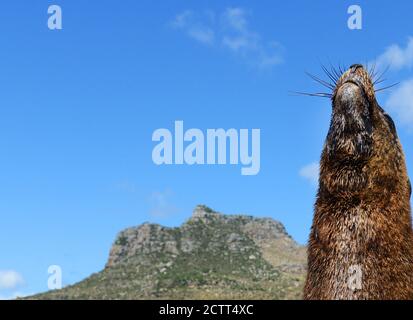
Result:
[1, 0, 413, 298]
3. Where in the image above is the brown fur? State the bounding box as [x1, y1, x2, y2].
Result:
[304, 64, 413, 300]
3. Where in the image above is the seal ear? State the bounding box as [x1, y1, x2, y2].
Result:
[377, 105, 397, 137]
[383, 113, 397, 136]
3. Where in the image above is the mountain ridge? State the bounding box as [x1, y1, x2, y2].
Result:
[30, 205, 307, 300]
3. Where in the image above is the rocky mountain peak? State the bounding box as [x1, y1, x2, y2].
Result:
[191, 204, 220, 219]
[106, 205, 302, 269]
[32, 205, 306, 300]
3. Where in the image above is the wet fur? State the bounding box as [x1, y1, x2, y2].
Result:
[304, 65, 413, 300]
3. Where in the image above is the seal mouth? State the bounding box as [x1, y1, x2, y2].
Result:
[335, 81, 365, 106]
[334, 66, 370, 104]
[341, 79, 365, 95]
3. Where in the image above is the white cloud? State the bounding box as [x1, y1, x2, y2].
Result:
[220, 7, 284, 68]
[223, 7, 248, 32]
[385, 79, 413, 129]
[172, 10, 192, 29]
[222, 35, 250, 51]
[187, 28, 215, 45]
[0, 270, 24, 290]
[172, 8, 283, 68]
[299, 162, 319, 186]
[114, 180, 139, 194]
[374, 37, 413, 71]
[149, 189, 177, 218]
[171, 10, 215, 45]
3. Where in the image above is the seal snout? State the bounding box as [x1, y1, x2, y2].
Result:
[336, 81, 362, 105]
[334, 79, 367, 118]
[328, 65, 374, 160]
[334, 64, 374, 104]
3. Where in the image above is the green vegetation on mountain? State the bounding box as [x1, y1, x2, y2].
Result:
[30, 205, 306, 300]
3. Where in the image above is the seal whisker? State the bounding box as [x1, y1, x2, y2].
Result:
[330, 65, 343, 82]
[373, 64, 391, 85]
[291, 91, 332, 98]
[338, 64, 347, 76]
[375, 82, 400, 92]
[365, 61, 370, 76]
[305, 72, 335, 90]
[373, 78, 387, 86]
[321, 65, 339, 85]
[368, 61, 377, 80]
[372, 67, 382, 82]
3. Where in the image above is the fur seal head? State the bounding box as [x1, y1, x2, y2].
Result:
[321, 64, 407, 195]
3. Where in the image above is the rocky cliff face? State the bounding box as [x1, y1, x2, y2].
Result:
[32, 205, 307, 300]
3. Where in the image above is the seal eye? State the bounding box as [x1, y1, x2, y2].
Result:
[409, 179, 412, 199]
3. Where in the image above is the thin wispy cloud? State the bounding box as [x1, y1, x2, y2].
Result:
[222, 8, 283, 68]
[148, 189, 178, 218]
[171, 8, 284, 68]
[171, 10, 215, 45]
[370, 37, 413, 132]
[299, 162, 319, 186]
[0, 270, 24, 290]
[373, 37, 413, 71]
[385, 79, 413, 130]
[114, 180, 139, 194]
[223, 8, 247, 31]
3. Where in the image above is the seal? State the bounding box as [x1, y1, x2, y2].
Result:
[304, 64, 413, 300]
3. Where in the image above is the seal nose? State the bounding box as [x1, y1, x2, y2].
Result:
[350, 64, 363, 73]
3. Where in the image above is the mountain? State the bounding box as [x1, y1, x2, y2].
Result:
[30, 205, 307, 300]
